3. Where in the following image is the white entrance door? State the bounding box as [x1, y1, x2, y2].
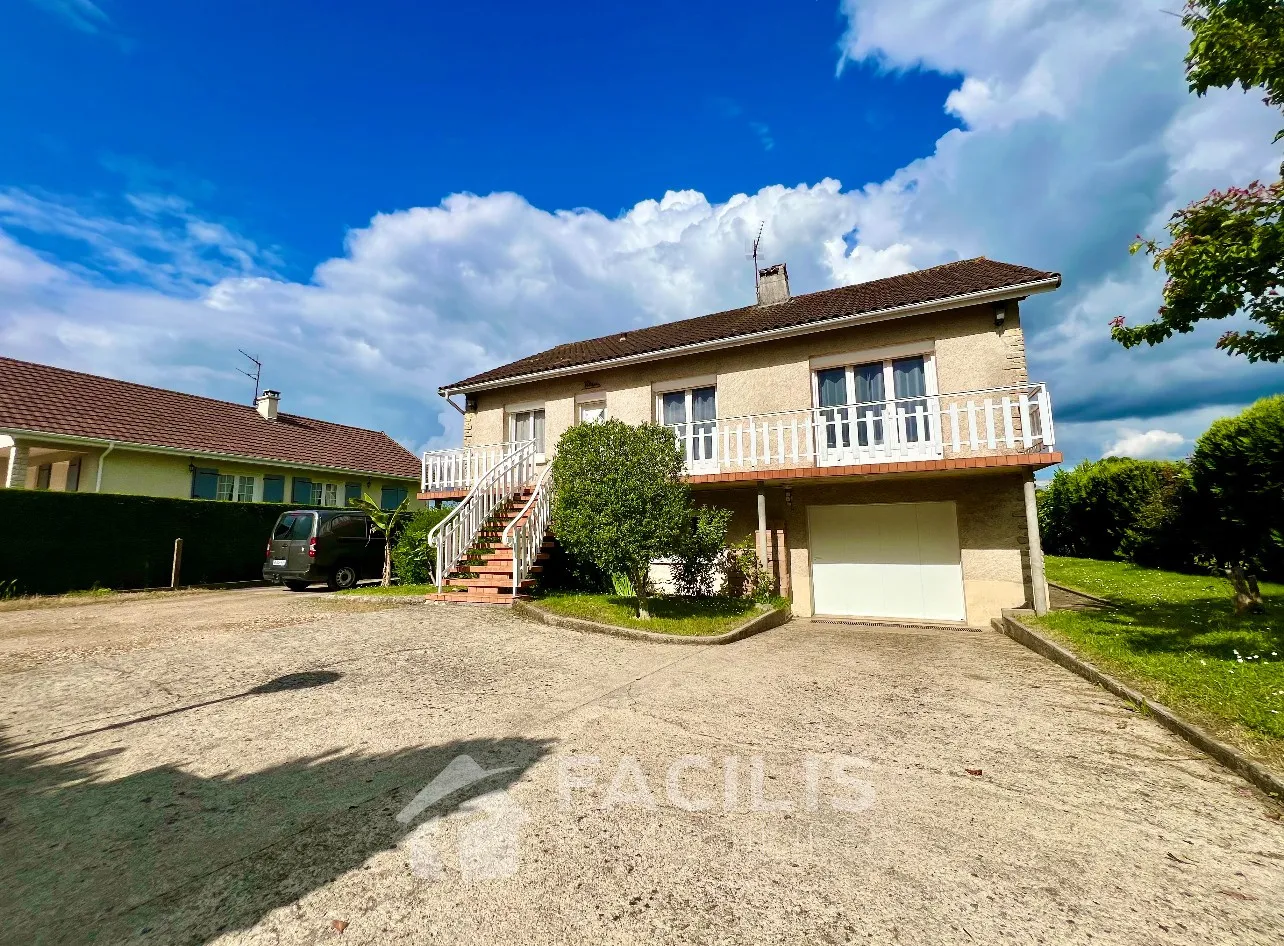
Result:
[808, 502, 965, 621]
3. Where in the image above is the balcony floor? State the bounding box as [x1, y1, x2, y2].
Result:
[421, 451, 1062, 500]
[687, 450, 1062, 488]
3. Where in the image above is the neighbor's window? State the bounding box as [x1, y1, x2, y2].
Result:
[509, 408, 546, 454]
[236, 475, 255, 502]
[323, 483, 338, 507]
[309, 482, 324, 506]
[35, 464, 52, 490]
[216, 474, 236, 501]
[578, 400, 606, 424]
[66, 457, 81, 492]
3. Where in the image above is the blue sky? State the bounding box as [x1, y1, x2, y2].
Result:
[2, 0, 1282, 469]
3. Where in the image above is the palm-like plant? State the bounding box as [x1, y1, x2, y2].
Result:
[347, 493, 411, 586]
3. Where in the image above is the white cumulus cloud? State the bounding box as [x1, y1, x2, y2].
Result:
[1102, 428, 1186, 460]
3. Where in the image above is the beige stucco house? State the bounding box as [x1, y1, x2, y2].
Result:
[425, 258, 1063, 624]
[0, 357, 421, 508]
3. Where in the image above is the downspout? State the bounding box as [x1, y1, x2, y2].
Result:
[95, 441, 116, 493]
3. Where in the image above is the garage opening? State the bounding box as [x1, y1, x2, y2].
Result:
[808, 501, 965, 622]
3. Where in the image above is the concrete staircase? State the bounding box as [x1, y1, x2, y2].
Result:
[428, 488, 555, 604]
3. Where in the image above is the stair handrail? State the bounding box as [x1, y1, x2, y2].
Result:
[428, 439, 536, 588]
[502, 464, 554, 595]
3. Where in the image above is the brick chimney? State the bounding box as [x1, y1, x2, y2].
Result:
[757, 263, 790, 305]
[256, 389, 281, 421]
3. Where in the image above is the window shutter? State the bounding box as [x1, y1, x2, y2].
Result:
[191, 468, 219, 500]
[292, 477, 313, 504]
[380, 486, 408, 510]
[262, 475, 285, 503]
[344, 482, 362, 506]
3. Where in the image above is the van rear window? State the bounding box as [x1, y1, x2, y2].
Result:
[273, 513, 314, 540]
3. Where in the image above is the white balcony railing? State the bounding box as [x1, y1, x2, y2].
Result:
[420, 384, 1055, 490]
[422, 441, 528, 493]
[667, 382, 1054, 474]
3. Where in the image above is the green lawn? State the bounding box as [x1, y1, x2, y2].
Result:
[534, 593, 774, 636]
[336, 583, 437, 597]
[1033, 556, 1284, 768]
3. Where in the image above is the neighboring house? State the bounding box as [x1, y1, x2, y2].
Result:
[0, 357, 420, 509]
[426, 258, 1063, 624]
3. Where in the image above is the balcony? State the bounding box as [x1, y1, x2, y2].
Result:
[421, 441, 528, 496]
[420, 383, 1059, 497]
[667, 382, 1057, 483]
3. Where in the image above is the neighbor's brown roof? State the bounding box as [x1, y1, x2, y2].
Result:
[444, 257, 1059, 392]
[0, 357, 420, 478]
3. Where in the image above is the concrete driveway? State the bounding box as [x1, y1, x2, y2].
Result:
[1, 589, 1281, 945]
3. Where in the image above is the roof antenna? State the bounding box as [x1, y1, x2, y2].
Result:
[745, 222, 765, 299]
[236, 350, 263, 404]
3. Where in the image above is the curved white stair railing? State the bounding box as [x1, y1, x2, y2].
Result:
[428, 440, 536, 589]
[502, 464, 553, 596]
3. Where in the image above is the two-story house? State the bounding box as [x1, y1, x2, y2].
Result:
[423, 258, 1063, 624]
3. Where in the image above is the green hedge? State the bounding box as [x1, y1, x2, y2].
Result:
[0, 490, 285, 595]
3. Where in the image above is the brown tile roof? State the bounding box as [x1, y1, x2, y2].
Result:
[444, 257, 1059, 392]
[0, 357, 420, 478]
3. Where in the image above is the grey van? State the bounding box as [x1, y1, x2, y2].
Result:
[262, 509, 387, 591]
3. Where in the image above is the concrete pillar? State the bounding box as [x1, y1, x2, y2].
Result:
[1023, 475, 1049, 615]
[5, 441, 30, 489]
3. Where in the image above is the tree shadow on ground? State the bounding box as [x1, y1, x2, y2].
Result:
[1068, 595, 1284, 660]
[1, 726, 552, 945]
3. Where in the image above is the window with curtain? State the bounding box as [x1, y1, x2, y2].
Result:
[814, 353, 933, 448]
[659, 385, 717, 464]
[578, 400, 606, 423]
[816, 367, 849, 449]
[236, 475, 255, 502]
[323, 483, 338, 507]
[509, 408, 546, 454]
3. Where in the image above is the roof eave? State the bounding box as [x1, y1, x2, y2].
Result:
[0, 428, 420, 481]
[439, 275, 1061, 397]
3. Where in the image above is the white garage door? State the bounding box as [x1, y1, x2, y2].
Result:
[808, 502, 965, 622]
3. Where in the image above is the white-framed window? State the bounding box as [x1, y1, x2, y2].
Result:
[323, 483, 338, 507]
[578, 400, 607, 424]
[508, 407, 546, 454]
[216, 474, 235, 501]
[309, 482, 324, 506]
[236, 475, 255, 502]
[812, 349, 937, 450]
[656, 384, 717, 469]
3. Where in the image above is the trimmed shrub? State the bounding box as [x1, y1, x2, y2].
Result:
[1189, 394, 1284, 581]
[1038, 457, 1192, 563]
[0, 489, 284, 595]
[551, 419, 689, 617]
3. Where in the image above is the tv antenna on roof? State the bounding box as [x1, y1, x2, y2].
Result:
[236, 350, 262, 404]
[746, 222, 765, 298]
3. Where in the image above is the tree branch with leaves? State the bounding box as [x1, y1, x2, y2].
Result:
[1112, 1, 1284, 363]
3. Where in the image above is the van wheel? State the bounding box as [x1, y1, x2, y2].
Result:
[284, 580, 310, 592]
[328, 565, 358, 591]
